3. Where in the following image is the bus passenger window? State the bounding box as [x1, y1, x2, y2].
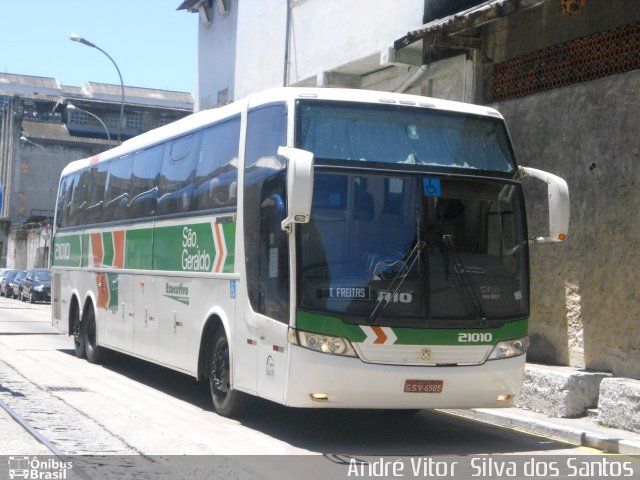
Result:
[85, 163, 108, 225]
[192, 116, 240, 211]
[56, 174, 76, 228]
[69, 169, 92, 227]
[103, 157, 132, 221]
[156, 133, 199, 216]
[126, 145, 163, 219]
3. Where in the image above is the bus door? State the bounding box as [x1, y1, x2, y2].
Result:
[243, 103, 289, 400]
[152, 276, 192, 371]
[132, 275, 160, 361]
[255, 183, 290, 402]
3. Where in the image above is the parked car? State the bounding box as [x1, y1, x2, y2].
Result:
[11, 270, 27, 299]
[21, 269, 52, 303]
[0, 269, 18, 297]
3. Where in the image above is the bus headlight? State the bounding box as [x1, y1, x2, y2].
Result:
[488, 336, 529, 360]
[288, 328, 357, 357]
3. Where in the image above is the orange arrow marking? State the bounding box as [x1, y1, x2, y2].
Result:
[371, 326, 388, 344]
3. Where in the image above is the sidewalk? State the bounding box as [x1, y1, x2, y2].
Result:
[443, 407, 640, 456]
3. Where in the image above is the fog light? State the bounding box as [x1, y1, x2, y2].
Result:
[496, 394, 512, 402]
[310, 393, 329, 402]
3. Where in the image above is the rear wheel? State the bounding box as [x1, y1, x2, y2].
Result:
[209, 329, 247, 417]
[71, 303, 85, 359]
[84, 306, 104, 364]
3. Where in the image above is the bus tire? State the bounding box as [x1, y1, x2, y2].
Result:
[84, 305, 104, 364]
[71, 303, 86, 359]
[209, 329, 247, 417]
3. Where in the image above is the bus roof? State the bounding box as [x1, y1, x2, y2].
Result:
[59, 87, 504, 178]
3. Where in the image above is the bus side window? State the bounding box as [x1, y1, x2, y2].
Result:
[69, 169, 92, 227]
[244, 104, 288, 320]
[56, 175, 75, 228]
[192, 116, 240, 211]
[85, 162, 108, 225]
[156, 133, 199, 216]
[126, 144, 163, 219]
[103, 156, 132, 222]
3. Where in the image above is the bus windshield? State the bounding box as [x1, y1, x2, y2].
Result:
[296, 101, 516, 172]
[297, 172, 529, 325]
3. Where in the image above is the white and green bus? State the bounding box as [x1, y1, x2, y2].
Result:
[52, 87, 569, 417]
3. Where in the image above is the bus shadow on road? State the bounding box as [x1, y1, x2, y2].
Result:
[59, 348, 570, 456]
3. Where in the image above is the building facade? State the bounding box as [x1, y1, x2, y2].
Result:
[0, 73, 193, 269]
[179, 0, 640, 380]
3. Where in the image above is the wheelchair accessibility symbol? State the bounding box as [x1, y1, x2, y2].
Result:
[423, 177, 441, 197]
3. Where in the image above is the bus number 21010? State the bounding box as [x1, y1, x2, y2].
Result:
[458, 332, 493, 343]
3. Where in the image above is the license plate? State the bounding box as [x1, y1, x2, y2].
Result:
[404, 379, 443, 393]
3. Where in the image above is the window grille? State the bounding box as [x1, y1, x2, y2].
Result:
[491, 22, 640, 102]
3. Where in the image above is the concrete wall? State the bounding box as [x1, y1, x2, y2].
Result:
[11, 142, 94, 224]
[233, 0, 288, 100]
[484, 0, 640, 65]
[492, 69, 640, 378]
[196, 1, 239, 110]
[7, 226, 51, 270]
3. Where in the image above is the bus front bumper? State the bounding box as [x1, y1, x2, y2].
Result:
[284, 345, 526, 409]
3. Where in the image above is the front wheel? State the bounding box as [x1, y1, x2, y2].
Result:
[209, 329, 248, 417]
[83, 306, 104, 364]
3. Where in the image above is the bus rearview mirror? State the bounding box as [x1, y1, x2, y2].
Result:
[278, 146, 314, 232]
[519, 166, 570, 243]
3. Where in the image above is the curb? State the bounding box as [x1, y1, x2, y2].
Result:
[440, 408, 640, 456]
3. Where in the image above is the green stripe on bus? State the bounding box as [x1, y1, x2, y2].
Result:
[296, 310, 528, 345]
[102, 232, 114, 267]
[55, 217, 236, 273]
[222, 222, 236, 272]
[296, 311, 368, 343]
[125, 229, 153, 270]
[81, 233, 90, 267]
[106, 272, 119, 310]
[392, 319, 528, 345]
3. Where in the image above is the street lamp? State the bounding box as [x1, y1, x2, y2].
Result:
[66, 103, 112, 144]
[19, 136, 51, 160]
[69, 33, 125, 144]
[42, 226, 51, 268]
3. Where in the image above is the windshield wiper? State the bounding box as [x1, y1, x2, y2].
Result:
[368, 241, 425, 324]
[441, 234, 486, 324]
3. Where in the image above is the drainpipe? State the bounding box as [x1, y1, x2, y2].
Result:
[283, 0, 292, 86]
[395, 64, 429, 93]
